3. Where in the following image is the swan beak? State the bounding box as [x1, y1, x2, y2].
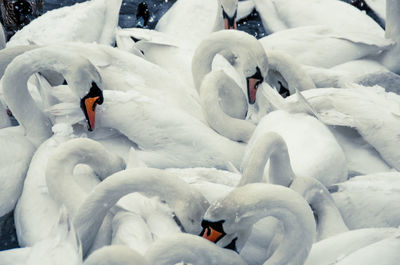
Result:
[83, 96, 100, 131]
[247, 77, 261, 104]
[224, 18, 237, 29]
[201, 227, 224, 243]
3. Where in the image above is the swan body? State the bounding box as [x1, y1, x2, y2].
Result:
[7, 0, 122, 47]
[52, 88, 246, 169]
[289, 85, 400, 171]
[259, 25, 393, 68]
[305, 228, 400, 265]
[50, 42, 206, 123]
[0, 22, 5, 48]
[329, 172, 400, 229]
[253, 0, 384, 36]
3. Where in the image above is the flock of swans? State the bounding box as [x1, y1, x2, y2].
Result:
[0, 0, 399, 264]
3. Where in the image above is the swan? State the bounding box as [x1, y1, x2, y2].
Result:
[7, 0, 122, 47]
[0, 45, 106, 219]
[329, 172, 400, 229]
[200, 183, 316, 265]
[5, 46, 118, 246]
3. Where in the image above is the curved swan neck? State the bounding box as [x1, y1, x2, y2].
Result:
[290, 177, 349, 241]
[240, 132, 295, 186]
[3, 47, 102, 146]
[146, 234, 246, 265]
[200, 70, 255, 142]
[266, 50, 316, 92]
[0, 46, 39, 79]
[74, 168, 209, 256]
[206, 184, 316, 265]
[192, 30, 268, 91]
[46, 138, 125, 216]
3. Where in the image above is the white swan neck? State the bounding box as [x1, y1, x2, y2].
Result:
[192, 30, 268, 91]
[290, 177, 349, 241]
[3, 51, 53, 145]
[240, 132, 295, 186]
[74, 168, 208, 256]
[46, 138, 125, 216]
[266, 50, 316, 92]
[200, 70, 255, 142]
[385, 0, 400, 40]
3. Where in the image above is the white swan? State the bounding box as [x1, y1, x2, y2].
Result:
[200, 183, 316, 265]
[7, 0, 122, 47]
[6, 46, 117, 247]
[0, 45, 105, 219]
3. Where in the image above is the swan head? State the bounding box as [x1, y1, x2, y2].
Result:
[220, 0, 238, 29]
[173, 195, 210, 235]
[62, 56, 104, 131]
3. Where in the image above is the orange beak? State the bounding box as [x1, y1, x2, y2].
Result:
[84, 96, 100, 131]
[224, 18, 237, 30]
[201, 227, 224, 243]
